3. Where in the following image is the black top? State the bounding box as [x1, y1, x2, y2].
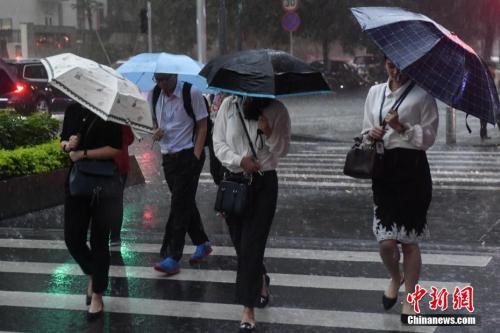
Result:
[60, 103, 122, 151]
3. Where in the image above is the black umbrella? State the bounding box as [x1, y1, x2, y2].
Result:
[199, 49, 331, 98]
[0, 58, 15, 95]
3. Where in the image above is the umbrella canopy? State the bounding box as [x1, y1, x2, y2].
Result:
[117, 52, 209, 92]
[0, 58, 16, 95]
[199, 49, 332, 98]
[41, 53, 153, 132]
[351, 6, 499, 124]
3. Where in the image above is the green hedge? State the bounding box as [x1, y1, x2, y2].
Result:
[0, 111, 60, 150]
[0, 140, 70, 180]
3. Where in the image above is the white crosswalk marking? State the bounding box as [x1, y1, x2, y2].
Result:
[200, 142, 500, 191]
[0, 261, 470, 292]
[0, 237, 490, 332]
[0, 239, 492, 267]
[0, 291, 436, 332]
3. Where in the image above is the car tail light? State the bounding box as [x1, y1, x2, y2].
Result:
[14, 82, 27, 94]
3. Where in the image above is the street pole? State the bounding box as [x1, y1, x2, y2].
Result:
[446, 106, 456, 144]
[147, 1, 152, 52]
[196, 0, 207, 63]
[218, 0, 227, 55]
[235, 0, 243, 51]
[290, 31, 293, 56]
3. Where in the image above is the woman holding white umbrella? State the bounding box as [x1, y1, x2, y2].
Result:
[60, 102, 123, 320]
[42, 53, 153, 320]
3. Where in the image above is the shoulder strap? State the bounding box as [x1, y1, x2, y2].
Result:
[236, 103, 258, 159]
[378, 86, 387, 126]
[380, 81, 416, 127]
[151, 85, 161, 128]
[182, 82, 197, 143]
[392, 81, 416, 113]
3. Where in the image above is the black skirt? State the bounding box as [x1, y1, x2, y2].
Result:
[372, 148, 432, 241]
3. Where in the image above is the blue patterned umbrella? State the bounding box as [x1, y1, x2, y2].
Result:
[351, 7, 499, 124]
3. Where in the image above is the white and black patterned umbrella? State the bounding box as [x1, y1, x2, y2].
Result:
[351, 7, 499, 124]
[41, 53, 153, 132]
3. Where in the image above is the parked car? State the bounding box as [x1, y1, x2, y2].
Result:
[310, 59, 366, 90]
[0, 59, 73, 115]
[351, 55, 386, 84]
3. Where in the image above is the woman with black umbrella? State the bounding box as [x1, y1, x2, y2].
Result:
[213, 95, 291, 333]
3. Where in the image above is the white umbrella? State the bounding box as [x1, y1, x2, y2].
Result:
[41, 53, 154, 133]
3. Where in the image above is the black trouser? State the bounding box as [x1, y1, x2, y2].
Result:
[110, 173, 128, 242]
[64, 188, 121, 293]
[226, 170, 278, 308]
[160, 148, 209, 261]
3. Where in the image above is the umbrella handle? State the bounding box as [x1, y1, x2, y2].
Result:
[126, 119, 143, 142]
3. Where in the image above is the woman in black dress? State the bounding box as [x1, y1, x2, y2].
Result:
[60, 103, 122, 320]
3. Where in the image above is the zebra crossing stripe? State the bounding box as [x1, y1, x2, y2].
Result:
[0, 290, 436, 332]
[305, 146, 500, 155]
[199, 177, 500, 191]
[282, 157, 500, 166]
[0, 239, 491, 267]
[275, 167, 500, 178]
[0, 261, 470, 293]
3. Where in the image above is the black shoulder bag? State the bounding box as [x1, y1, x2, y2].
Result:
[214, 106, 258, 217]
[69, 118, 122, 200]
[343, 81, 415, 179]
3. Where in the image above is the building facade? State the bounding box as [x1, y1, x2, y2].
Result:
[0, 0, 107, 59]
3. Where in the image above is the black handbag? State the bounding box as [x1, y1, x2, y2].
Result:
[69, 159, 122, 198]
[343, 136, 384, 179]
[68, 118, 122, 198]
[214, 172, 251, 216]
[343, 82, 415, 179]
[214, 107, 257, 217]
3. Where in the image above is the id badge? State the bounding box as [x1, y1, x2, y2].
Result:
[375, 140, 385, 155]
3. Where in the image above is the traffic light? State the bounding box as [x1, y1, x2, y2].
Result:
[139, 8, 147, 34]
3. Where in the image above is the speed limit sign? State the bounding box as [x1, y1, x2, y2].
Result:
[282, 0, 299, 12]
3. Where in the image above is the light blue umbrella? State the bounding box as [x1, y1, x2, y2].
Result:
[117, 52, 211, 92]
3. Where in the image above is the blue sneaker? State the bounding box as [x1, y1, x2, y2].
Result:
[154, 257, 180, 276]
[189, 242, 213, 265]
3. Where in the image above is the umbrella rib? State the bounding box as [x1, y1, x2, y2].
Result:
[51, 78, 152, 131]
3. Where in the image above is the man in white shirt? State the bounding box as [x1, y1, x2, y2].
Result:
[150, 73, 211, 276]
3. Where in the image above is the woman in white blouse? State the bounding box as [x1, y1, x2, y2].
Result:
[213, 95, 291, 333]
[362, 58, 438, 323]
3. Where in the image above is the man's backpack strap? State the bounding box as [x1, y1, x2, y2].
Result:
[182, 82, 197, 142]
[151, 84, 161, 128]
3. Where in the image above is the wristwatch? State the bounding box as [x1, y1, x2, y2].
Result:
[83, 149, 88, 159]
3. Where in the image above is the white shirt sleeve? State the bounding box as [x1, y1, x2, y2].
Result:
[362, 86, 377, 134]
[401, 93, 439, 150]
[190, 86, 208, 121]
[264, 101, 291, 158]
[212, 98, 245, 168]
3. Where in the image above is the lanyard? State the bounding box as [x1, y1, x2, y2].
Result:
[379, 81, 416, 128]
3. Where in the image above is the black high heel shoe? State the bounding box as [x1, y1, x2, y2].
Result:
[256, 274, 270, 308]
[382, 278, 404, 310]
[87, 301, 104, 321]
[239, 322, 255, 333]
